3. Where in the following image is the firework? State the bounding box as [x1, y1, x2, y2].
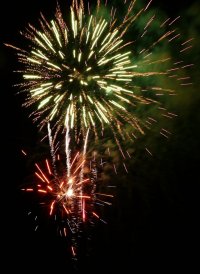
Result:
[6, 0, 192, 154]
[21, 123, 113, 257]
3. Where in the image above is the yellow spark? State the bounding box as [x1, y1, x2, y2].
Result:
[49, 107, 58, 121]
[97, 80, 107, 85]
[87, 95, 94, 104]
[86, 30, 90, 44]
[31, 50, 48, 61]
[116, 78, 132, 82]
[27, 58, 41, 65]
[23, 74, 42, 79]
[97, 20, 107, 37]
[117, 74, 133, 78]
[97, 102, 108, 113]
[71, 7, 76, 38]
[47, 62, 62, 71]
[115, 94, 130, 103]
[71, 111, 75, 129]
[74, 20, 78, 37]
[88, 50, 94, 60]
[94, 110, 103, 123]
[88, 111, 95, 126]
[78, 52, 82, 62]
[114, 60, 130, 67]
[58, 51, 65, 59]
[41, 83, 52, 87]
[104, 39, 123, 55]
[73, 49, 76, 58]
[35, 37, 47, 50]
[51, 20, 62, 47]
[83, 106, 88, 127]
[55, 83, 62, 89]
[114, 56, 129, 64]
[123, 65, 138, 69]
[99, 33, 112, 52]
[38, 96, 52, 109]
[109, 100, 125, 110]
[96, 106, 109, 124]
[87, 15, 93, 31]
[54, 94, 64, 102]
[31, 86, 51, 96]
[92, 22, 100, 40]
[39, 32, 56, 53]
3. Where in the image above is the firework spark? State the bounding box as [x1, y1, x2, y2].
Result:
[7, 0, 192, 153]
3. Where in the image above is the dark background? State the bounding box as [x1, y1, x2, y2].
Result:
[1, 0, 199, 272]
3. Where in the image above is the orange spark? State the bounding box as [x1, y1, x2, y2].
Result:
[35, 163, 50, 184]
[50, 200, 55, 215]
[46, 159, 52, 175]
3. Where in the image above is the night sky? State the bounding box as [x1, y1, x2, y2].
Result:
[1, 0, 199, 273]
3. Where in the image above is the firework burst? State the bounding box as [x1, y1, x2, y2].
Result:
[7, 0, 192, 152]
[21, 123, 113, 257]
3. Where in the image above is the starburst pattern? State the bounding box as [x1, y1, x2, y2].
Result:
[21, 123, 113, 257]
[7, 0, 192, 152]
